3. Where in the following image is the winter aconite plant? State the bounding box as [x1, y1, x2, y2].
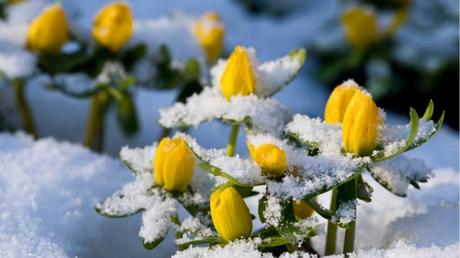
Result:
[97, 45, 443, 256]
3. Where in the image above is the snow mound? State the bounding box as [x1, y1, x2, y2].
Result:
[0, 132, 171, 258]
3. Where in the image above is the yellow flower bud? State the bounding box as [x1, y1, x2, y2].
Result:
[293, 200, 314, 220]
[153, 137, 195, 192]
[342, 7, 379, 50]
[26, 4, 69, 55]
[210, 187, 253, 242]
[92, 2, 133, 52]
[248, 143, 287, 177]
[342, 90, 382, 156]
[220, 46, 255, 100]
[193, 12, 225, 65]
[324, 80, 361, 123]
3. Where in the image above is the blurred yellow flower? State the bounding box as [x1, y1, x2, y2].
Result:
[154, 137, 194, 192]
[210, 187, 252, 242]
[342, 90, 381, 156]
[26, 4, 69, 54]
[220, 46, 255, 100]
[293, 200, 314, 220]
[342, 7, 379, 50]
[193, 12, 224, 65]
[248, 143, 287, 177]
[92, 2, 133, 52]
[324, 80, 360, 123]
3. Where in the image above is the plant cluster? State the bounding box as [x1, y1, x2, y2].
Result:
[97, 44, 443, 256]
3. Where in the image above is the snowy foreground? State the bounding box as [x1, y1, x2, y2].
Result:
[0, 131, 458, 258]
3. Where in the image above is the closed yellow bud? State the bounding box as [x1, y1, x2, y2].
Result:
[342, 7, 379, 50]
[92, 2, 133, 52]
[293, 200, 314, 220]
[220, 46, 255, 100]
[324, 80, 361, 123]
[342, 90, 382, 156]
[248, 143, 287, 177]
[26, 4, 69, 55]
[153, 137, 194, 192]
[193, 12, 225, 65]
[210, 187, 252, 242]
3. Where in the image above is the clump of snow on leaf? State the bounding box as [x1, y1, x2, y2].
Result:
[159, 87, 290, 136]
[370, 156, 432, 196]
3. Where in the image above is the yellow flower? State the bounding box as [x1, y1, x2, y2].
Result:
[154, 137, 194, 192]
[220, 46, 255, 100]
[248, 143, 287, 177]
[324, 80, 360, 123]
[92, 2, 133, 52]
[26, 4, 69, 55]
[293, 200, 314, 220]
[342, 90, 382, 156]
[210, 187, 252, 242]
[193, 12, 224, 65]
[342, 7, 379, 50]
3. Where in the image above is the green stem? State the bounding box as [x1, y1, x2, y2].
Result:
[83, 90, 110, 152]
[343, 177, 358, 255]
[12, 78, 37, 138]
[226, 124, 240, 157]
[325, 188, 338, 255]
[343, 223, 356, 255]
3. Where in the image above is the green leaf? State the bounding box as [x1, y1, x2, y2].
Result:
[142, 233, 167, 250]
[177, 237, 223, 250]
[112, 91, 139, 136]
[94, 205, 144, 218]
[373, 101, 444, 162]
[421, 100, 434, 121]
[407, 108, 420, 147]
[122, 43, 147, 71]
[356, 174, 373, 202]
[258, 195, 268, 224]
[259, 236, 290, 247]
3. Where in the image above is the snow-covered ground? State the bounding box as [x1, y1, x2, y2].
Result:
[0, 0, 458, 257]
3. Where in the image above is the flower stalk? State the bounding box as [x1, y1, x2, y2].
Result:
[12, 78, 37, 138]
[226, 124, 240, 157]
[83, 90, 111, 152]
[325, 188, 338, 255]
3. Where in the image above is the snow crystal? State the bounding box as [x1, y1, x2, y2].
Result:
[175, 217, 215, 245]
[267, 154, 370, 199]
[332, 200, 356, 226]
[173, 239, 272, 258]
[0, 41, 36, 78]
[159, 87, 290, 136]
[120, 144, 155, 175]
[263, 196, 283, 227]
[285, 114, 343, 154]
[178, 133, 266, 185]
[370, 155, 432, 196]
[139, 195, 176, 243]
[95, 174, 155, 217]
